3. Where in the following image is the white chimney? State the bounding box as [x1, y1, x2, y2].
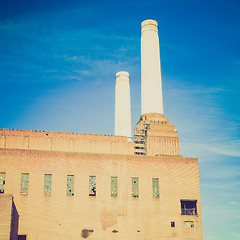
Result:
[141, 19, 163, 115]
[115, 71, 132, 137]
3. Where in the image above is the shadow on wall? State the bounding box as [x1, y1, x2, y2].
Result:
[0, 194, 19, 240]
[11, 201, 19, 240]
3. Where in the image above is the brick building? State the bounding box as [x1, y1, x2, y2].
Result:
[0, 19, 203, 240]
[0, 113, 203, 240]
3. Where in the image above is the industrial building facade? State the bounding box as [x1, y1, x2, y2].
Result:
[0, 20, 203, 240]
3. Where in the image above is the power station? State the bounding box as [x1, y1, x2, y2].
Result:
[0, 19, 203, 240]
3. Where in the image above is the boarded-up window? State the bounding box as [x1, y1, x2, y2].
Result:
[184, 221, 194, 227]
[21, 173, 29, 194]
[89, 176, 96, 196]
[0, 172, 6, 193]
[111, 177, 118, 197]
[44, 174, 52, 195]
[132, 177, 139, 198]
[67, 175, 74, 196]
[152, 178, 159, 198]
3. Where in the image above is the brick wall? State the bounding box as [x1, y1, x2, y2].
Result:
[135, 113, 181, 156]
[0, 194, 19, 240]
[0, 129, 134, 155]
[0, 148, 202, 240]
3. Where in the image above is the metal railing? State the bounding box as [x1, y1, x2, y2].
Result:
[181, 208, 197, 215]
[134, 122, 149, 155]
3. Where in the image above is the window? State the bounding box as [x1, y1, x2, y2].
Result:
[0, 172, 6, 193]
[20, 173, 29, 194]
[184, 221, 194, 228]
[111, 177, 118, 197]
[171, 222, 175, 227]
[181, 200, 197, 215]
[18, 235, 26, 240]
[132, 177, 139, 198]
[66, 175, 74, 196]
[152, 178, 159, 198]
[44, 174, 52, 195]
[89, 176, 96, 196]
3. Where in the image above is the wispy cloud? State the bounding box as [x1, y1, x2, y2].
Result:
[233, 233, 240, 239]
[0, 9, 139, 85]
[204, 141, 240, 157]
[229, 201, 240, 206]
[163, 78, 240, 161]
[202, 180, 240, 190]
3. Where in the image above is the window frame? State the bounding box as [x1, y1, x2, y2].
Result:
[20, 173, 29, 194]
[184, 221, 194, 228]
[44, 174, 52, 196]
[89, 176, 96, 196]
[171, 221, 175, 227]
[18, 235, 27, 240]
[180, 200, 198, 215]
[66, 175, 74, 196]
[132, 177, 139, 198]
[111, 176, 118, 197]
[152, 178, 159, 198]
[0, 172, 6, 194]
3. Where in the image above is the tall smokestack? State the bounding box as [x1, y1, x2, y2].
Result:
[115, 71, 132, 137]
[141, 19, 163, 115]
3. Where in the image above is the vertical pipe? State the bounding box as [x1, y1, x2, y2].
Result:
[141, 19, 163, 115]
[115, 71, 132, 137]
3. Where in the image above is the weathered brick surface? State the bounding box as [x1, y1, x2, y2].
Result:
[0, 148, 202, 240]
[0, 195, 12, 240]
[135, 113, 181, 155]
[0, 194, 19, 240]
[0, 113, 202, 239]
[0, 129, 134, 155]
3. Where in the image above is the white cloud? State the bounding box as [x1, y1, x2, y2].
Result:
[204, 142, 240, 157]
[163, 78, 240, 161]
[229, 201, 240, 206]
[202, 181, 240, 190]
[233, 233, 240, 239]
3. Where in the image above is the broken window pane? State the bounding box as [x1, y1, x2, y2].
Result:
[132, 177, 139, 198]
[184, 221, 194, 227]
[0, 172, 6, 194]
[20, 173, 29, 194]
[111, 177, 118, 197]
[152, 178, 159, 198]
[181, 200, 197, 215]
[44, 174, 52, 195]
[67, 175, 74, 196]
[89, 176, 96, 196]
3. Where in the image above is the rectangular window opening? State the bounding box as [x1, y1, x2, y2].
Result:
[20, 173, 29, 194]
[152, 178, 159, 198]
[0, 172, 6, 194]
[132, 177, 139, 198]
[18, 235, 27, 240]
[171, 221, 175, 227]
[181, 200, 197, 215]
[184, 221, 194, 228]
[89, 176, 96, 196]
[111, 177, 118, 197]
[44, 174, 52, 196]
[67, 175, 74, 196]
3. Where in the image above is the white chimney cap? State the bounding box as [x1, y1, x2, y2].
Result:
[116, 71, 129, 82]
[141, 19, 158, 33]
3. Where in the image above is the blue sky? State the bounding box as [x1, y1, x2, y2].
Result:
[0, 0, 240, 239]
